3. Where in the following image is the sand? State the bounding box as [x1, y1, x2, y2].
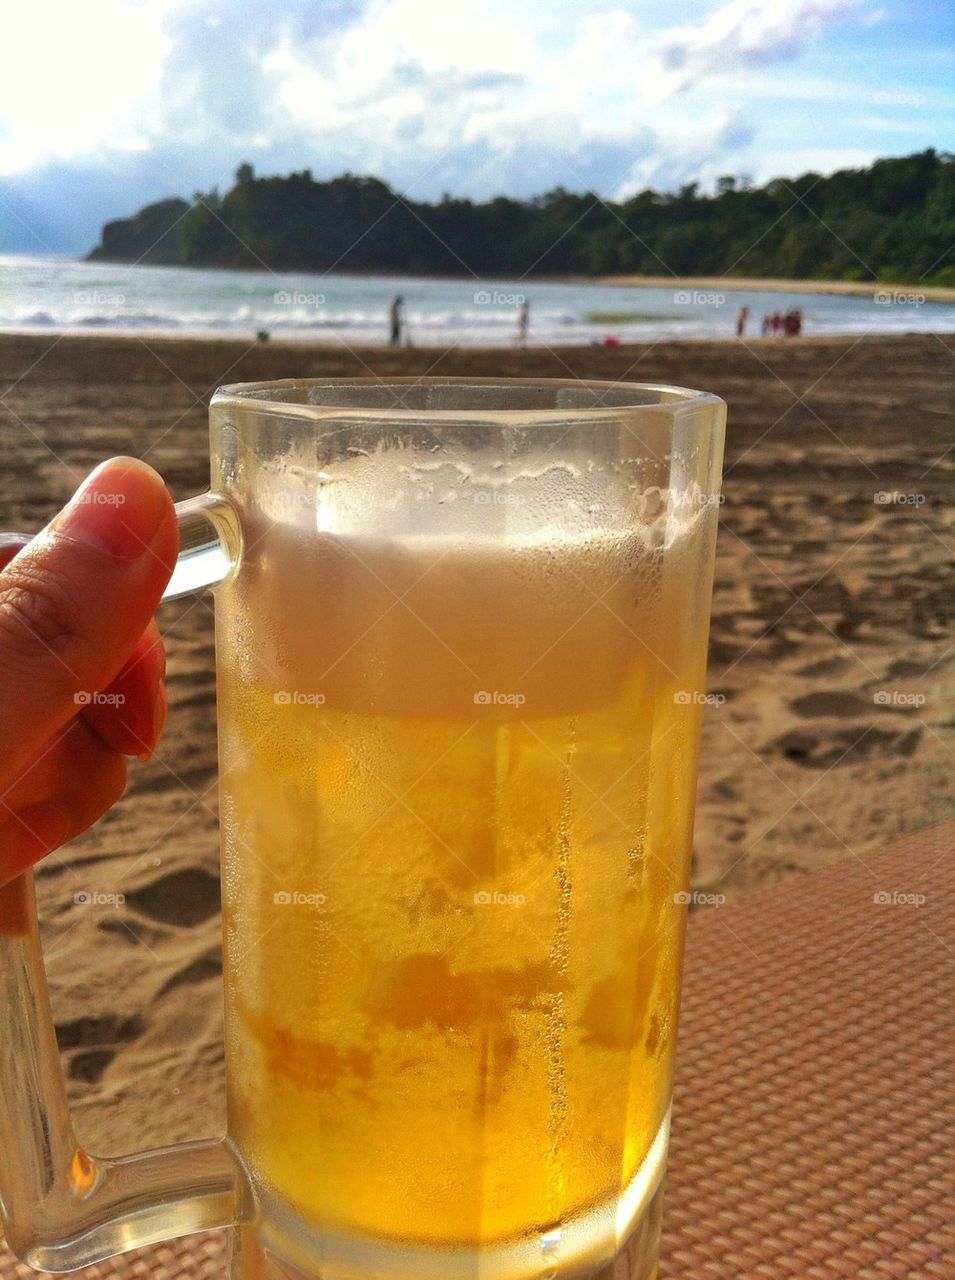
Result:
[598, 274, 955, 302]
[0, 329, 951, 1164]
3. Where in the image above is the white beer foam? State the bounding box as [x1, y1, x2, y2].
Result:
[223, 457, 716, 717]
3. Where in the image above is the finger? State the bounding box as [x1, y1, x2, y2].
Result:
[0, 459, 177, 784]
[0, 713, 128, 818]
[80, 621, 167, 759]
[0, 715, 127, 888]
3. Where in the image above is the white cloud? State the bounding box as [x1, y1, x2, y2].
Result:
[0, 0, 173, 173]
[747, 145, 884, 182]
[861, 6, 888, 28]
[1, 0, 866, 186]
[267, 0, 539, 161]
[613, 106, 756, 198]
[642, 0, 862, 104]
[0, 0, 925, 254]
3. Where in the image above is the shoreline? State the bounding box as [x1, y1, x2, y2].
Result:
[596, 273, 955, 303]
[1, 325, 951, 352]
[8, 251, 953, 304]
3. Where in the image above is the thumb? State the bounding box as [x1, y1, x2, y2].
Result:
[0, 458, 177, 783]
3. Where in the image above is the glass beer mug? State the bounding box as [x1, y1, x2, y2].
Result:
[0, 378, 724, 1279]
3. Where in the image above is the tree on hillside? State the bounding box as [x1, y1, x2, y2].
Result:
[86, 150, 955, 285]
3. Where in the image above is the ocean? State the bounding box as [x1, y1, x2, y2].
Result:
[2, 254, 953, 348]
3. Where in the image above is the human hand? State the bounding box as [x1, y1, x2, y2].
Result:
[0, 458, 177, 889]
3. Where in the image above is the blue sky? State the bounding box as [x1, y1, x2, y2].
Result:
[1, 0, 952, 255]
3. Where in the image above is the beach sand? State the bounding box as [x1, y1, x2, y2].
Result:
[0, 329, 951, 1163]
[598, 274, 955, 302]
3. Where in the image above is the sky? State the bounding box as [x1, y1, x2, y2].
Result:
[1, 0, 952, 255]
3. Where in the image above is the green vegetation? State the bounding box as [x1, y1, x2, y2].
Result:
[87, 150, 954, 286]
[90, 197, 190, 266]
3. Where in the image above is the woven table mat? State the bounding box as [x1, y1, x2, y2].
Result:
[660, 819, 954, 1279]
[3, 823, 952, 1278]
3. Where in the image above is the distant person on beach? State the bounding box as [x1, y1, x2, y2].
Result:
[770, 311, 783, 336]
[783, 308, 803, 337]
[0, 458, 176, 891]
[389, 295, 404, 346]
[517, 300, 530, 347]
[761, 314, 771, 336]
[792, 308, 804, 336]
[735, 306, 749, 338]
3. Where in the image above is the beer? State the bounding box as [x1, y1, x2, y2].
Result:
[216, 485, 714, 1272]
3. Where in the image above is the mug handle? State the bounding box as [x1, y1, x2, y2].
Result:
[0, 494, 243, 1272]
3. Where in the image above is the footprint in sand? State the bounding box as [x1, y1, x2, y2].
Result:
[97, 917, 170, 949]
[711, 777, 741, 802]
[123, 868, 220, 928]
[69, 1048, 115, 1084]
[774, 724, 922, 768]
[789, 690, 872, 718]
[156, 948, 222, 999]
[56, 1014, 143, 1085]
[56, 1013, 143, 1050]
[796, 655, 855, 679]
[777, 683, 923, 766]
[884, 658, 927, 679]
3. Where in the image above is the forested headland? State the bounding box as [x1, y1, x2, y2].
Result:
[87, 149, 953, 286]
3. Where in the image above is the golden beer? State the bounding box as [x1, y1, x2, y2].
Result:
[217, 474, 715, 1274]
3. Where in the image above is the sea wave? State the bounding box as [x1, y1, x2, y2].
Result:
[74, 311, 178, 328]
[3, 304, 585, 333]
[2, 257, 954, 347]
[14, 309, 57, 325]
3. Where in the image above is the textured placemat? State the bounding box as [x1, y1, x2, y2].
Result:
[660, 820, 954, 1280]
[2, 823, 952, 1278]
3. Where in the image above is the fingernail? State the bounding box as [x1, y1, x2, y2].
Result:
[53, 459, 169, 563]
